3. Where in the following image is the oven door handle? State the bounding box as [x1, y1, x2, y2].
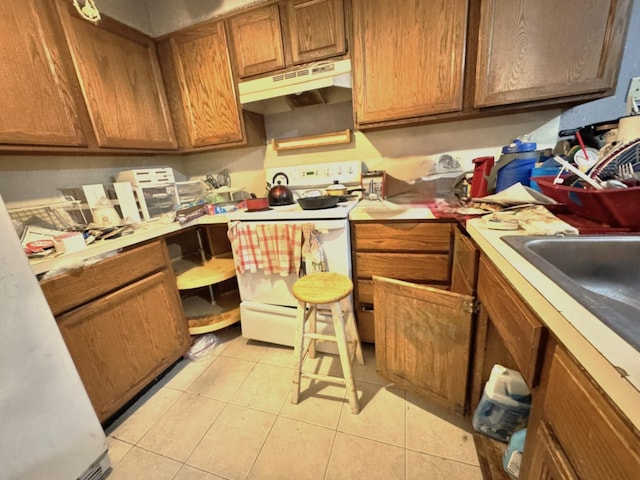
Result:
[310, 220, 348, 232]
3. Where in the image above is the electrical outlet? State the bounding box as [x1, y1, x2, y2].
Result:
[626, 77, 640, 115]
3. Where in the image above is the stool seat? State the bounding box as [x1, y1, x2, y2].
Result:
[291, 272, 364, 414]
[292, 272, 353, 304]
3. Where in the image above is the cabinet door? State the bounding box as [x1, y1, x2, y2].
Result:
[451, 226, 479, 296]
[539, 348, 640, 480]
[0, 0, 87, 147]
[229, 4, 285, 78]
[526, 422, 579, 480]
[373, 276, 473, 415]
[163, 21, 244, 147]
[474, 0, 632, 107]
[352, 0, 468, 125]
[286, 0, 346, 65]
[57, 271, 190, 422]
[55, 1, 177, 150]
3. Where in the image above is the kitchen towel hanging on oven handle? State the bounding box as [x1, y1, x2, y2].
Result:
[301, 224, 327, 275]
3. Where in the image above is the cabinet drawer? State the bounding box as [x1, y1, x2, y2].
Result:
[544, 348, 640, 479]
[356, 252, 450, 283]
[477, 255, 546, 387]
[352, 222, 451, 252]
[355, 307, 375, 343]
[40, 240, 168, 316]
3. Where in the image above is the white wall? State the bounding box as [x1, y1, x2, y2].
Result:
[182, 103, 561, 197]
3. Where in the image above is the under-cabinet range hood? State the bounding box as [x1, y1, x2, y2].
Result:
[239, 59, 352, 114]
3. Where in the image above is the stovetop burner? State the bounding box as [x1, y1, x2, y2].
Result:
[229, 161, 363, 221]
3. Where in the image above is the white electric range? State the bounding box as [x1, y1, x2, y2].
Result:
[227, 160, 362, 349]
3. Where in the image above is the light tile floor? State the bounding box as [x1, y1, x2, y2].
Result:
[105, 325, 483, 480]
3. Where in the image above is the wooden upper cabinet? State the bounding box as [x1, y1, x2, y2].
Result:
[229, 4, 286, 78]
[0, 0, 88, 147]
[286, 0, 346, 65]
[352, 0, 468, 126]
[474, 0, 632, 107]
[159, 21, 244, 148]
[55, 1, 177, 150]
[229, 0, 347, 78]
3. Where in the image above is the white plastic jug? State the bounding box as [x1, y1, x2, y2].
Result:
[472, 364, 531, 443]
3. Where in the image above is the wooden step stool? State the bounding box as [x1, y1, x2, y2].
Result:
[291, 272, 364, 414]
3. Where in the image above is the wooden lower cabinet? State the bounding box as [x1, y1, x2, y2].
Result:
[40, 239, 190, 423]
[354, 220, 477, 415]
[476, 253, 640, 480]
[374, 276, 473, 415]
[524, 345, 640, 480]
[351, 221, 453, 343]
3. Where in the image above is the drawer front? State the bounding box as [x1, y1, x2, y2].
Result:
[544, 348, 640, 479]
[356, 252, 450, 283]
[353, 222, 452, 252]
[477, 255, 545, 387]
[41, 240, 168, 316]
[355, 307, 375, 343]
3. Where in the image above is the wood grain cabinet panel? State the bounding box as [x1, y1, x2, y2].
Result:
[159, 21, 244, 147]
[0, 0, 88, 147]
[351, 221, 453, 343]
[41, 239, 190, 423]
[352, 0, 468, 125]
[450, 226, 479, 296]
[374, 276, 473, 415]
[229, 4, 286, 78]
[534, 348, 640, 480]
[55, 1, 177, 150]
[229, 0, 347, 79]
[477, 255, 546, 387]
[57, 270, 189, 422]
[474, 0, 632, 107]
[286, 0, 346, 65]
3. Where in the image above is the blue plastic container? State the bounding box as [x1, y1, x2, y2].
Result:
[472, 365, 531, 443]
[495, 156, 537, 192]
[529, 166, 562, 192]
[503, 428, 527, 479]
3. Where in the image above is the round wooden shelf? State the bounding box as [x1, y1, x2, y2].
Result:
[173, 257, 236, 290]
[182, 290, 241, 335]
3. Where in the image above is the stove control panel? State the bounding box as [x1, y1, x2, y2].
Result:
[266, 160, 362, 188]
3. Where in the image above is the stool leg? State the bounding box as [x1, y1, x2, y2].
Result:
[291, 299, 306, 405]
[331, 301, 360, 414]
[344, 305, 365, 366]
[309, 304, 317, 359]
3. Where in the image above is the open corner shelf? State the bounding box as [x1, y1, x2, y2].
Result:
[173, 256, 236, 290]
[182, 290, 241, 335]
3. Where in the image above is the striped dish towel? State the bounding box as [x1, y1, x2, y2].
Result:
[227, 221, 303, 275]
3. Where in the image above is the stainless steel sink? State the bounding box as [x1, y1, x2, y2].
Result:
[502, 235, 640, 352]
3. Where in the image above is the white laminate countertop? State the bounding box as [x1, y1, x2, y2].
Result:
[467, 217, 640, 430]
[30, 214, 229, 276]
[349, 199, 436, 221]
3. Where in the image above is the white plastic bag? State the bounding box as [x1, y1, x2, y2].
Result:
[186, 333, 219, 361]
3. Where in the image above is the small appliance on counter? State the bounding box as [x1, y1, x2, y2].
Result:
[116, 168, 179, 221]
[470, 156, 495, 198]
